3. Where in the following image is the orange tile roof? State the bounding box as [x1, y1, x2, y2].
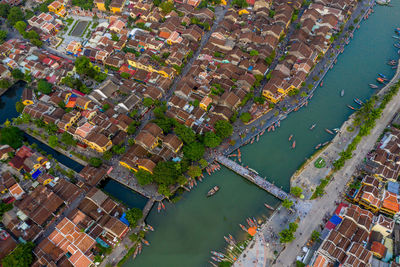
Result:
[382, 191, 399, 213]
[159, 31, 171, 39]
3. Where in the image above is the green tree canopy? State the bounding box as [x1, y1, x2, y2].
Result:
[15, 101, 24, 113]
[0, 126, 23, 149]
[290, 186, 303, 197]
[203, 131, 221, 148]
[214, 120, 233, 139]
[0, 4, 10, 19]
[2, 242, 35, 267]
[0, 79, 10, 89]
[7, 6, 24, 26]
[48, 135, 58, 147]
[11, 69, 24, 80]
[153, 161, 181, 186]
[311, 230, 320, 241]
[135, 169, 154, 186]
[75, 56, 92, 75]
[187, 165, 202, 178]
[143, 97, 154, 107]
[14, 20, 26, 34]
[159, 1, 174, 13]
[183, 142, 205, 161]
[61, 132, 77, 146]
[240, 112, 252, 123]
[89, 157, 102, 167]
[0, 30, 7, 44]
[127, 122, 137, 135]
[37, 80, 53, 94]
[126, 208, 143, 228]
[0, 202, 12, 220]
[174, 124, 196, 144]
[282, 198, 293, 209]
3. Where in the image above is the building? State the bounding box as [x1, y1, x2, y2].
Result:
[47, 1, 67, 17]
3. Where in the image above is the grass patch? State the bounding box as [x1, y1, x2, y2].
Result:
[314, 157, 326, 168]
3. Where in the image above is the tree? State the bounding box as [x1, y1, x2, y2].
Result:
[135, 169, 153, 185]
[0, 30, 7, 44]
[240, 112, 252, 123]
[11, 69, 23, 80]
[289, 222, 298, 232]
[61, 132, 77, 146]
[127, 122, 137, 135]
[125, 208, 143, 227]
[111, 33, 119, 41]
[14, 20, 26, 34]
[153, 161, 181, 186]
[290, 186, 303, 197]
[75, 56, 92, 75]
[120, 72, 131, 79]
[0, 202, 12, 220]
[48, 135, 58, 147]
[37, 80, 53, 94]
[187, 165, 202, 178]
[183, 142, 205, 161]
[0, 4, 10, 19]
[249, 50, 259, 56]
[0, 126, 23, 149]
[214, 120, 233, 139]
[159, 1, 174, 13]
[2, 242, 35, 267]
[0, 79, 10, 89]
[203, 131, 221, 148]
[15, 101, 24, 113]
[7, 7, 24, 26]
[282, 198, 293, 209]
[158, 183, 172, 197]
[232, 0, 248, 8]
[89, 157, 102, 167]
[279, 228, 295, 243]
[311, 230, 320, 241]
[174, 124, 196, 144]
[143, 97, 154, 107]
[30, 38, 42, 47]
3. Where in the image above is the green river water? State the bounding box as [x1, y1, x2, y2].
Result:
[120, 3, 400, 267]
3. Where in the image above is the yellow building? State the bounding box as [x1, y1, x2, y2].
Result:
[94, 0, 106, 11]
[48, 1, 67, 17]
[109, 0, 125, 13]
[84, 132, 112, 153]
[200, 96, 212, 111]
[126, 53, 171, 78]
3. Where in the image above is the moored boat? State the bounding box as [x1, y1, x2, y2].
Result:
[264, 203, 274, 210]
[315, 143, 321, 149]
[354, 98, 363, 105]
[310, 124, 316, 130]
[157, 202, 161, 213]
[340, 89, 344, 97]
[292, 140, 296, 149]
[347, 104, 357, 110]
[207, 186, 220, 197]
[377, 77, 385, 83]
[333, 128, 340, 133]
[325, 128, 334, 135]
[369, 84, 379, 89]
[320, 80, 324, 87]
[378, 73, 387, 79]
[289, 134, 293, 141]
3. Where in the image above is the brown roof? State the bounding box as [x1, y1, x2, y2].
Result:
[163, 134, 182, 151]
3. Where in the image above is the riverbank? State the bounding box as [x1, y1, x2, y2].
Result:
[220, 0, 375, 158]
[233, 57, 400, 266]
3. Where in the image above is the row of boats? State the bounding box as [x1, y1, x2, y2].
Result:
[206, 162, 221, 175]
[157, 201, 166, 213]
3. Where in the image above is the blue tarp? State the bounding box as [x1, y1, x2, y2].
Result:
[120, 213, 130, 226]
[96, 237, 110, 248]
[388, 181, 399, 195]
[32, 170, 42, 180]
[329, 214, 342, 226]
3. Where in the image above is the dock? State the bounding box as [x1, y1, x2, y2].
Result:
[216, 156, 292, 201]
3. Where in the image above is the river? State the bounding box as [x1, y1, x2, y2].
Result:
[128, 3, 400, 267]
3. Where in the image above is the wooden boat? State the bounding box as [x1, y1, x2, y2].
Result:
[157, 202, 161, 213]
[322, 141, 329, 146]
[333, 128, 340, 133]
[378, 73, 387, 79]
[147, 224, 154, 231]
[377, 77, 385, 83]
[354, 98, 363, 105]
[292, 140, 296, 149]
[289, 134, 293, 141]
[340, 89, 344, 97]
[388, 60, 396, 66]
[142, 239, 150, 246]
[315, 143, 321, 149]
[320, 81, 324, 87]
[207, 186, 219, 197]
[310, 124, 316, 130]
[347, 104, 357, 110]
[256, 134, 259, 142]
[264, 203, 274, 210]
[239, 224, 247, 231]
[161, 202, 165, 210]
[394, 43, 400, 49]
[325, 128, 334, 135]
[369, 84, 379, 89]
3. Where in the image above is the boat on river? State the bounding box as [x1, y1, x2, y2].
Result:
[310, 124, 316, 130]
[369, 84, 379, 89]
[388, 60, 397, 66]
[207, 186, 219, 197]
[289, 134, 293, 141]
[378, 73, 387, 79]
[377, 77, 386, 83]
[292, 140, 296, 149]
[340, 89, 344, 97]
[315, 143, 322, 149]
[333, 128, 340, 133]
[248, 167, 259, 174]
[320, 81, 324, 87]
[347, 104, 357, 110]
[394, 43, 400, 49]
[354, 98, 363, 105]
[325, 128, 334, 135]
[377, 0, 390, 5]
[264, 203, 274, 210]
[157, 202, 161, 213]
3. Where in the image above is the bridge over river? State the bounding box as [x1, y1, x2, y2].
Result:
[216, 155, 292, 201]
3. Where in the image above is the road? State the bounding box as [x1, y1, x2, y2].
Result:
[273, 63, 400, 266]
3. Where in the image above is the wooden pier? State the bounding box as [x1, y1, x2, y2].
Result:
[216, 156, 292, 201]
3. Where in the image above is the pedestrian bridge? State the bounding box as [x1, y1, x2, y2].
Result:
[216, 156, 292, 201]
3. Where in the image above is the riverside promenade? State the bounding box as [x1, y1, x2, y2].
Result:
[234, 60, 400, 267]
[216, 155, 291, 201]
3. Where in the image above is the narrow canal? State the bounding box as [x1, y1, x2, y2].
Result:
[129, 3, 400, 267]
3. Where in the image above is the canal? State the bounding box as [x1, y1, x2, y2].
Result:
[128, 3, 400, 267]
